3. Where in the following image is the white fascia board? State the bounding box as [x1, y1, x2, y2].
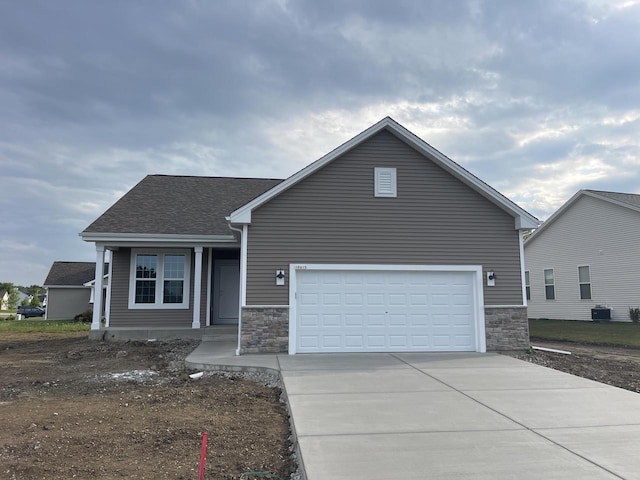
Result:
[228, 117, 539, 230]
[44, 285, 92, 289]
[79, 232, 236, 245]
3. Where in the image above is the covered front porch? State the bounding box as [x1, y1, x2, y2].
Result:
[87, 241, 241, 340]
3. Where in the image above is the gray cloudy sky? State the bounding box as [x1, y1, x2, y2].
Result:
[1, 0, 639, 286]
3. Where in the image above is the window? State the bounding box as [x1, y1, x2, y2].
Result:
[374, 167, 397, 197]
[525, 271, 531, 301]
[135, 254, 157, 303]
[578, 265, 591, 300]
[129, 250, 190, 309]
[544, 269, 555, 300]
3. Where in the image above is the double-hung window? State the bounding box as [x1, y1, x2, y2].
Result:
[525, 271, 531, 301]
[544, 269, 555, 300]
[129, 250, 190, 309]
[578, 265, 591, 300]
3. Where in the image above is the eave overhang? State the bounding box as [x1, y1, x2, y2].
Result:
[79, 232, 238, 248]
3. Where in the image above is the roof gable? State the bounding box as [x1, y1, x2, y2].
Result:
[229, 117, 538, 229]
[524, 189, 640, 247]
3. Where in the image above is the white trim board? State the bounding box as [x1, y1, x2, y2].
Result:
[288, 263, 487, 355]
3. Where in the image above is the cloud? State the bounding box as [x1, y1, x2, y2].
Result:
[1, 0, 640, 285]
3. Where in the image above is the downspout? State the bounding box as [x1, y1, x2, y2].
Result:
[227, 222, 246, 356]
[519, 230, 528, 306]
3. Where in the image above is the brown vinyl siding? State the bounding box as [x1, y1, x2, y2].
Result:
[109, 247, 208, 328]
[246, 129, 522, 306]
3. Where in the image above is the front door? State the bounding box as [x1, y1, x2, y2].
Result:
[213, 259, 240, 324]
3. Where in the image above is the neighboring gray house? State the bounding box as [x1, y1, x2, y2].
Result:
[43, 262, 100, 320]
[80, 117, 538, 354]
[524, 189, 640, 322]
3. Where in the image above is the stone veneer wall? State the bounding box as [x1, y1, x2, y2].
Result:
[484, 306, 529, 351]
[240, 305, 528, 353]
[240, 307, 289, 354]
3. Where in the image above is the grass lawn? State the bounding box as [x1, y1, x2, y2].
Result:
[0, 318, 90, 333]
[529, 319, 640, 347]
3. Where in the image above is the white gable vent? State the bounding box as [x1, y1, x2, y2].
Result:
[374, 167, 397, 197]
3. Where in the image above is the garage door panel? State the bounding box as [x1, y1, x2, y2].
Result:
[345, 335, 364, 347]
[299, 335, 319, 348]
[389, 314, 408, 326]
[295, 269, 478, 353]
[299, 314, 319, 327]
[410, 314, 429, 326]
[344, 314, 364, 326]
[366, 293, 385, 305]
[367, 335, 385, 347]
[322, 314, 341, 327]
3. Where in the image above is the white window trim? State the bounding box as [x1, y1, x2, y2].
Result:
[524, 270, 531, 301]
[578, 265, 592, 300]
[543, 268, 555, 301]
[128, 249, 191, 309]
[374, 167, 397, 197]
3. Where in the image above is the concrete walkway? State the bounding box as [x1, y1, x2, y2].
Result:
[186, 340, 640, 480]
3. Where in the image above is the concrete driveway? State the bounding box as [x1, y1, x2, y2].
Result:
[281, 352, 640, 480]
[187, 344, 640, 479]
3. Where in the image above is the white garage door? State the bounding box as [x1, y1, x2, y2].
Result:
[294, 268, 479, 353]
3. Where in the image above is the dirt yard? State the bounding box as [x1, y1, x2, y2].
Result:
[0, 332, 296, 480]
[512, 340, 640, 393]
[2, 333, 638, 480]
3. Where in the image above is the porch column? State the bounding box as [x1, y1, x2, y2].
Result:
[91, 245, 105, 331]
[104, 253, 112, 327]
[192, 246, 203, 329]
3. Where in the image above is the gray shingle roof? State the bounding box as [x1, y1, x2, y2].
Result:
[587, 190, 640, 209]
[44, 262, 102, 286]
[83, 175, 283, 235]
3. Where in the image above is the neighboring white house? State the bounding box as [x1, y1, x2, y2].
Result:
[1, 290, 9, 310]
[524, 190, 640, 322]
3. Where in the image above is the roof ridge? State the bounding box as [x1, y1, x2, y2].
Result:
[148, 174, 285, 181]
[586, 189, 640, 196]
